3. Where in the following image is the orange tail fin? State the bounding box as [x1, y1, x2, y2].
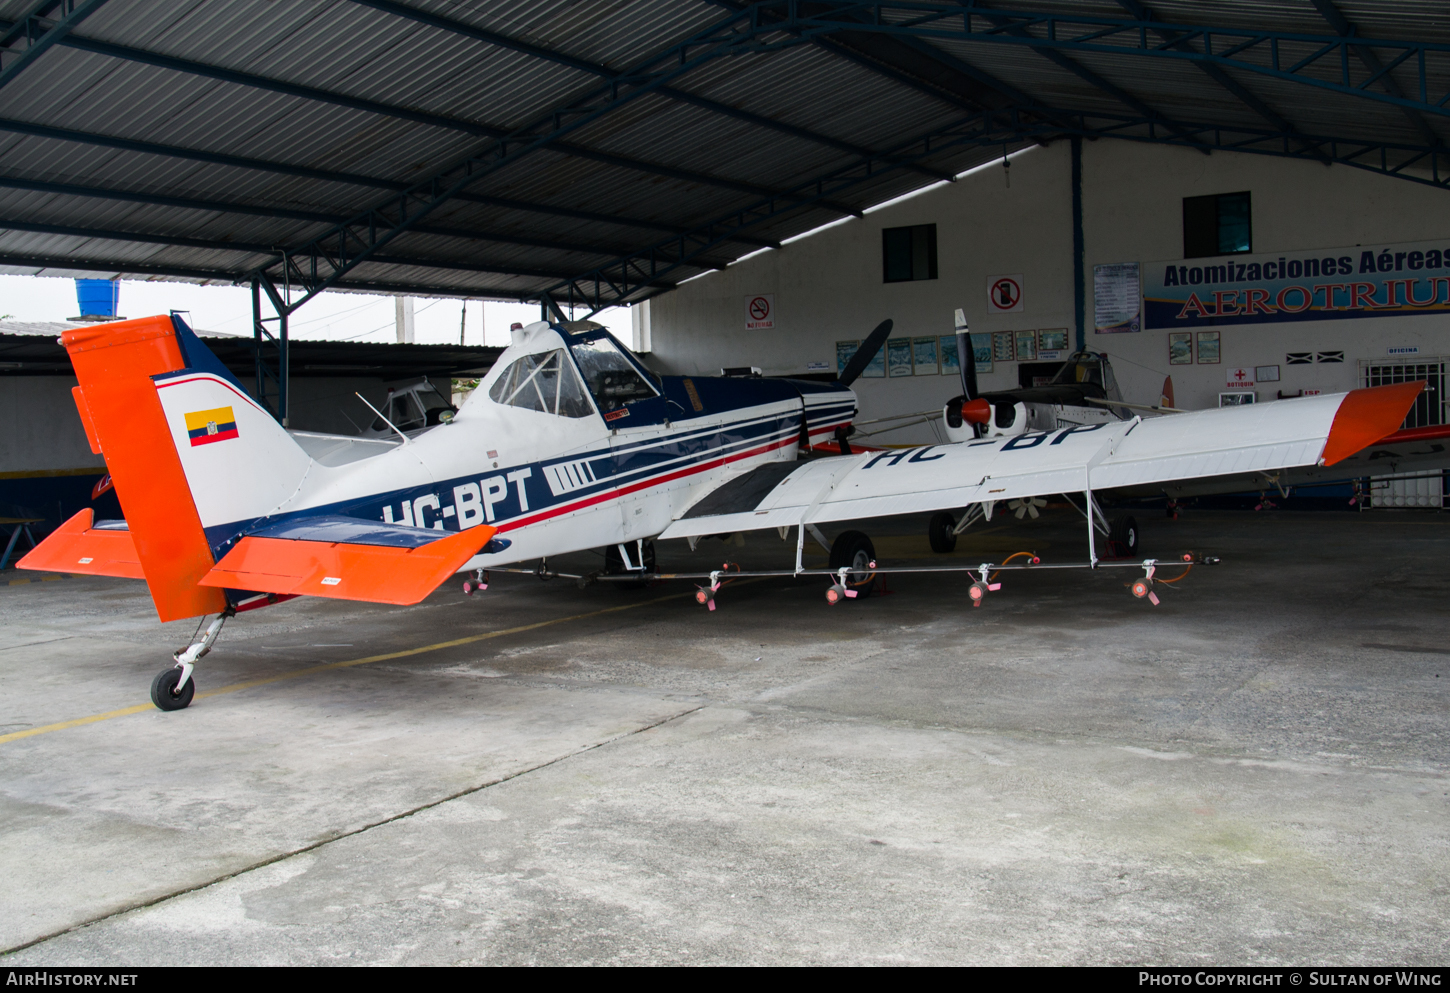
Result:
[60, 317, 227, 621]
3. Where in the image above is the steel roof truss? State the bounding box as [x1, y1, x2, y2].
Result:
[0, 0, 110, 91]
[766, 3, 1450, 119]
[0, 117, 775, 252]
[544, 106, 1450, 313]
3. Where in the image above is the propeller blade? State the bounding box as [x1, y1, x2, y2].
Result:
[954, 308, 978, 401]
[838, 319, 893, 386]
[1027, 504, 1040, 519]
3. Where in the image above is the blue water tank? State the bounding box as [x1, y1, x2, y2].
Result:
[75, 279, 118, 318]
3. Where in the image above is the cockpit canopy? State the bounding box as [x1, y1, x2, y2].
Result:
[485, 322, 659, 419]
[1050, 351, 1124, 403]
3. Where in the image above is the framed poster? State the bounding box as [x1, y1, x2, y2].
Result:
[1014, 329, 1037, 362]
[938, 335, 959, 376]
[1094, 262, 1141, 333]
[912, 336, 939, 375]
[1168, 332, 1193, 365]
[970, 332, 993, 374]
[835, 340, 859, 377]
[887, 337, 914, 377]
[1196, 330, 1221, 364]
[1039, 329, 1068, 352]
[1255, 364, 1281, 382]
[992, 331, 1015, 362]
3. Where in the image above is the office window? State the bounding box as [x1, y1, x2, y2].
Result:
[882, 224, 938, 283]
[1183, 191, 1252, 258]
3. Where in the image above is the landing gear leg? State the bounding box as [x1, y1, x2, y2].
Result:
[151, 608, 232, 712]
[828, 530, 877, 600]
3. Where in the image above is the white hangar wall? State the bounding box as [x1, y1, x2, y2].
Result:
[647, 140, 1450, 444]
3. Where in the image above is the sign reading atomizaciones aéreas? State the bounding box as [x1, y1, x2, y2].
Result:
[1143, 238, 1450, 329]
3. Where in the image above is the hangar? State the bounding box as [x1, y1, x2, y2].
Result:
[1, 0, 1448, 967]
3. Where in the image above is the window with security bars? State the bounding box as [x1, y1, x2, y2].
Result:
[1361, 359, 1445, 429]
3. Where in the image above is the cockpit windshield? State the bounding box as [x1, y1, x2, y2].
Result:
[488, 348, 594, 418]
[1050, 352, 1122, 402]
[568, 336, 657, 412]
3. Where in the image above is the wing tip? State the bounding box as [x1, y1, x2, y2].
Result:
[1321, 380, 1425, 467]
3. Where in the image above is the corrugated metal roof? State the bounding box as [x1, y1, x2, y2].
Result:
[0, 0, 1444, 306]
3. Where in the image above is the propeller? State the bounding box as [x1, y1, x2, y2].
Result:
[954, 308, 978, 401]
[837, 319, 893, 387]
[1008, 496, 1047, 520]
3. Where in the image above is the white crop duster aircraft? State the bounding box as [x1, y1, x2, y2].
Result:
[20, 313, 1422, 711]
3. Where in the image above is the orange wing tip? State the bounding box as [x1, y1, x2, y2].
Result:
[16, 508, 145, 580]
[198, 524, 498, 606]
[1321, 380, 1425, 467]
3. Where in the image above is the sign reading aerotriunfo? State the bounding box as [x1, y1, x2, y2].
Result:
[1143, 239, 1450, 329]
[745, 294, 775, 330]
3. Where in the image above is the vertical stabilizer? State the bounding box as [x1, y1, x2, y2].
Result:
[61, 316, 228, 620]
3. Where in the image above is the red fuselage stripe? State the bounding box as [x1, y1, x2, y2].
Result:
[496, 434, 798, 534]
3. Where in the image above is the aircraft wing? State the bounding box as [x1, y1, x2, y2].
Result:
[1157, 422, 1450, 498]
[658, 383, 1420, 539]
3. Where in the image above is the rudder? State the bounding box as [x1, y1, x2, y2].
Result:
[61, 315, 311, 621]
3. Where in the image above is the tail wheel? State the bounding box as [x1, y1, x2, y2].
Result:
[928, 511, 957, 553]
[828, 530, 876, 600]
[150, 667, 194, 711]
[1109, 515, 1139, 557]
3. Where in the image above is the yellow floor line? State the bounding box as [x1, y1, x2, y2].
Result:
[0, 584, 723, 747]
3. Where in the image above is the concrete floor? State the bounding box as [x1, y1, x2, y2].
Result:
[0, 509, 1446, 965]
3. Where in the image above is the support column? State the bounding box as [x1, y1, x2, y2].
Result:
[1071, 136, 1086, 353]
[252, 274, 290, 425]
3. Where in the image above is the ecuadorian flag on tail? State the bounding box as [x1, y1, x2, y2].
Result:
[184, 406, 239, 447]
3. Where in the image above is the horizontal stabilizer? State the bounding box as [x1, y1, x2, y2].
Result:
[199, 519, 496, 606]
[17, 509, 144, 580]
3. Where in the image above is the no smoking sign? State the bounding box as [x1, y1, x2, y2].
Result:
[745, 293, 775, 330]
[986, 273, 1024, 314]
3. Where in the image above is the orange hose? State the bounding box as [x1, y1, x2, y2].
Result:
[1154, 565, 1193, 584]
[989, 551, 1037, 581]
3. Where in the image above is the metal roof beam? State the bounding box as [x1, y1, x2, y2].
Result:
[0, 0, 109, 92]
[0, 117, 778, 251]
[0, 253, 536, 299]
[1114, 0, 1328, 163]
[256, 7, 871, 312]
[351, 0, 954, 183]
[0, 218, 651, 282]
[1309, 0, 1443, 148]
[546, 106, 1450, 313]
[0, 27, 858, 217]
[961, 5, 1211, 153]
[753, 3, 1450, 120]
[0, 173, 739, 266]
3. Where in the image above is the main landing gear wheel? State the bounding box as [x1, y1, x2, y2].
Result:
[828, 530, 877, 600]
[1109, 515, 1140, 558]
[928, 511, 957, 553]
[150, 667, 194, 711]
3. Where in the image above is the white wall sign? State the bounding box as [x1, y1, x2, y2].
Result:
[1094, 262, 1141, 333]
[986, 274, 1024, 313]
[1226, 368, 1255, 389]
[745, 294, 775, 330]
